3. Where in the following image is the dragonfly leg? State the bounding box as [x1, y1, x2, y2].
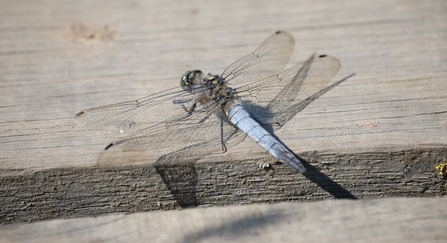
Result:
[220, 118, 228, 153]
[168, 103, 197, 124]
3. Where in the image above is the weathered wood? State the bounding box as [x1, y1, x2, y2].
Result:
[1, 0, 446, 225]
[1, 197, 446, 243]
[1, 148, 446, 224]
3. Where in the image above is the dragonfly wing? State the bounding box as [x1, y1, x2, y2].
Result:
[97, 101, 246, 168]
[75, 85, 205, 134]
[237, 55, 341, 131]
[222, 31, 294, 86]
[152, 122, 246, 167]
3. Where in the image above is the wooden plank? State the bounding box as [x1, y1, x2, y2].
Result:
[1, 0, 447, 224]
[1, 197, 446, 243]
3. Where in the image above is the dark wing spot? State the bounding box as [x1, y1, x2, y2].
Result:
[319, 54, 327, 58]
[75, 111, 84, 118]
[104, 143, 114, 150]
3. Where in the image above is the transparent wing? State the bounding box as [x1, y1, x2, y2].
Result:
[76, 32, 340, 169]
[75, 85, 205, 134]
[236, 55, 341, 131]
[96, 102, 246, 168]
[222, 30, 294, 85]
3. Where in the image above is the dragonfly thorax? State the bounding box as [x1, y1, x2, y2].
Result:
[212, 86, 236, 104]
[203, 73, 225, 89]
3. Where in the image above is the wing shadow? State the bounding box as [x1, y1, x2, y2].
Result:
[155, 162, 199, 207]
[154, 147, 202, 207]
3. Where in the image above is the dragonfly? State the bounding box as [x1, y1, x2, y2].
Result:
[75, 30, 340, 174]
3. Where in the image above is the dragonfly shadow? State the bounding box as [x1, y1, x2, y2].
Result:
[153, 143, 210, 207]
[301, 156, 358, 199]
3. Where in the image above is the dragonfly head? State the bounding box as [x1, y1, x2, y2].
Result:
[180, 70, 204, 92]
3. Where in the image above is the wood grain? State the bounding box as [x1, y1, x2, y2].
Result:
[1, 0, 446, 225]
[1, 197, 446, 243]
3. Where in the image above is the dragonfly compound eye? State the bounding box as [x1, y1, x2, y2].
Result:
[181, 70, 205, 91]
[180, 71, 191, 90]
